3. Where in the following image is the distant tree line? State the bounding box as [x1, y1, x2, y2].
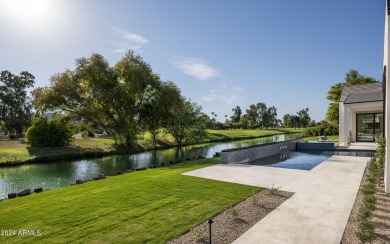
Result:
[205, 104, 312, 130]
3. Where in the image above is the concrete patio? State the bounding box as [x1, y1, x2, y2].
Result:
[336, 142, 379, 151]
[184, 155, 371, 243]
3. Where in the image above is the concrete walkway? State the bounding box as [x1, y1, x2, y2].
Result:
[184, 155, 370, 244]
[336, 142, 379, 151]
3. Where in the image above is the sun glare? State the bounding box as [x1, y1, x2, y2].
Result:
[0, 0, 59, 30]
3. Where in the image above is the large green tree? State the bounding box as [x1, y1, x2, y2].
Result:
[246, 104, 259, 129]
[244, 102, 277, 129]
[33, 51, 173, 147]
[139, 81, 181, 146]
[297, 108, 311, 128]
[0, 70, 35, 137]
[165, 98, 206, 147]
[326, 69, 378, 125]
[267, 106, 278, 128]
[230, 106, 242, 124]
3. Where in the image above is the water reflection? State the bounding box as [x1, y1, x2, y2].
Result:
[0, 134, 297, 199]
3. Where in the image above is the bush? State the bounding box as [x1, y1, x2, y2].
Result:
[81, 131, 89, 139]
[302, 122, 338, 137]
[26, 118, 73, 147]
[9, 134, 16, 139]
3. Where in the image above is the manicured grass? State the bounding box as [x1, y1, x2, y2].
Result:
[0, 158, 260, 243]
[0, 138, 116, 165]
[72, 137, 116, 149]
[205, 128, 302, 141]
[303, 135, 339, 142]
[0, 128, 301, 165]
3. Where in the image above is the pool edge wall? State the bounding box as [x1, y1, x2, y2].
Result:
[221, 138, 304, 164]
[296, 142, 335, 151]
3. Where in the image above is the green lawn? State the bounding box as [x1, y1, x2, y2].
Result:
[303, 135, 339, 142]
[0, 138, 116, 165]
[205, 128, 302, 141]
[0, 128, 301, 165]
[0, 158, 260, 243]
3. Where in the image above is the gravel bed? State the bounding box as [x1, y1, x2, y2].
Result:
[371, 180, 390, 244]
[168, 189, 293, 244]
[342, 164, 390, 243]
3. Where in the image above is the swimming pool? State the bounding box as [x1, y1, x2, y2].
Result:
[248, 150, 374, 170]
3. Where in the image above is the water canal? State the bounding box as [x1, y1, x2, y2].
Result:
[0, 134, 298, 199]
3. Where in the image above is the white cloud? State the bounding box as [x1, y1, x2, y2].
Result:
[230, 86, 246, 93]
[172, 56, 219, 80]
[202, 94, 237, 104]
[201, 84, 245, 105]
[123, 33, 148, 45]
[110, 26, 148, 52]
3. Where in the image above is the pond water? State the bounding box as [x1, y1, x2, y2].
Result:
[0, 134, 298, 199]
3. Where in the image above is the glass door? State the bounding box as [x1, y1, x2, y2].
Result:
[356, 114, 374, 142]
[374, 113, 384, 139]
[356, 113, 383, 142]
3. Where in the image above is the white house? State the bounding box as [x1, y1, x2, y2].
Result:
[339, 0, 390, 194]
[384, 0, 390, 194]
[338, 83, 383, 146]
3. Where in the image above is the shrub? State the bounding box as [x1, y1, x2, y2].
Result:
[26, 117, 73, 147]
[81, 131, 89, 139]
[302, 122, 338, 137]
[9, 134, 16, 139]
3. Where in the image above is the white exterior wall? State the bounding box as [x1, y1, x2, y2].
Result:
[339, 102, 347, 146]
[339, 101, 383, 146]
[384, 1, 390, 194]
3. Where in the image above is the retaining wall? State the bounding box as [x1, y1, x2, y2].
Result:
[221, 139, 304, 164]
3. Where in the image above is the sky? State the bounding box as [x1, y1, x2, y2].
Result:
[0, 0, 385, 122]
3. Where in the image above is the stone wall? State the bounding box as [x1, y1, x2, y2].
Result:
[221, 139, 304, 164]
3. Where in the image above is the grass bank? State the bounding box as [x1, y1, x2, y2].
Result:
[0, 128, 302, 166]
[0, 158, 260, 243]
[303, 135, 339, 142]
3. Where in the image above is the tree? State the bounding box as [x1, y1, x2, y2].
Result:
[267, 106, 278, 128]
[230, 106, 242, 124]
[291, 115, 301, 129]
[283, 114, 293, 128]
[245, 102, 277, 129]
[139, 81, 181, 147]
[326, 69, 377, 124]
[297, 108, 311, 128]
[0, 70, 35, 137]
[257, 102, 270, 129]
[246, 104, 259, 129]
[33, 51, 165, 147]
[239, 114, 249, 129]
[166, 98, 206, 147]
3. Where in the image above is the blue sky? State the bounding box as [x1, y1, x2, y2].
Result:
[0, 0, 385, 122]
